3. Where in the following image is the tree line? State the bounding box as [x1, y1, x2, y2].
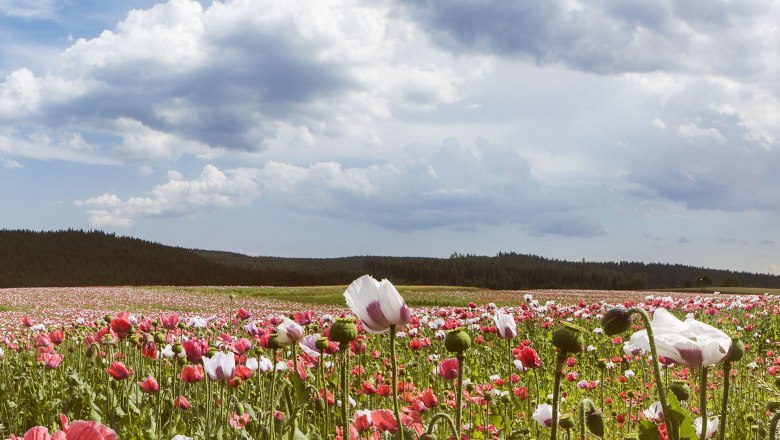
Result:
[1, 229, 778, 290]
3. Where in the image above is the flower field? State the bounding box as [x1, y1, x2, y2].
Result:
[1, 281, 779, 439]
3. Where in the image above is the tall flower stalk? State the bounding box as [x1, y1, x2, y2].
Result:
[550, 322, 584, 440]
[443, 328, 471, 439]
[343, 275, 411, 440]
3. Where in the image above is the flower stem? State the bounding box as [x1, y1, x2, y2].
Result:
[456, 351, 465, 439]
[341, 347, 350, 439]
[699, 366, 708, 440]
[719, 362, 731, 440]
[425, 412, 459, 438]
[551, 351, 566, 440]
[390, 325, 405, 440]
[579, 399, 589, 440]
[628, 307, 675, 440]
[769, 410, 780, 440]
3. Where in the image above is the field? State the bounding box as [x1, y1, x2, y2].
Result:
[0, 284, 778, 439]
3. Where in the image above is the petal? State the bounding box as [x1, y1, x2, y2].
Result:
[377, 279, 406, 326]
[651, 308, 688, 335]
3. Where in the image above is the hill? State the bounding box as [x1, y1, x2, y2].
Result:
[2, 229, 779, 289]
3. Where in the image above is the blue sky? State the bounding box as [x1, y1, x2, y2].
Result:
[2, 0, 780, 274]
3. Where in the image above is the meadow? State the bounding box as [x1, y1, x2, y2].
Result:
[0, 283, 777, 439]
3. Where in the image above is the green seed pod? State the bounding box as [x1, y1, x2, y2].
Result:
[154, 332, 165, 344]
[444, 328, 471, 353]
[601, 306, 632, 336]
[585, 407, 605, 437]
[725, 337, 744, 363]
[267, 334, 282, 350]
[103, 315, 114, 323]
[315, 337, 330, 351]
[501, 394, 511, 404]
[177, 322, 187, 329]
[172, 342, 183, 354]
[668, 381, 690, 401]
[484, 393, 493, 402]
[129, 335, 140, 345]
[747, 415, 755, 423]
[552, 322, 585, 354]
[558, 415, 574, 429]
[329, 318, 358, 344]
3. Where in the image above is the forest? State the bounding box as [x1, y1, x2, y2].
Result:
[1, 229, 778, 289]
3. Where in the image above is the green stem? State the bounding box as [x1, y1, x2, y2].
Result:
[769, 411, 780, 440]
[719, 363, 731, 440]
[700, 367, 708, 440]
[341, 348, 350, 438]
[456, 351, 465, 439]
[425, 412, 459, 437]
[390, 325, 405, 440]
[551, 352, 566, 440]
[628, 307, 676, 440]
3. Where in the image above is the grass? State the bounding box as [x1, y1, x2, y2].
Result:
[157, 285, 482, 306]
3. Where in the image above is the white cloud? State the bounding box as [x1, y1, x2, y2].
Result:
[0, 0, 58, 19]
[1, 157, 23, 169]
[677, 122, 727, 145]
[77, 164, 259, 227]
[0, 0, 489, 164]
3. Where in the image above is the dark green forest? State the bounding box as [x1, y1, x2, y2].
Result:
[1, 229, 778, 289]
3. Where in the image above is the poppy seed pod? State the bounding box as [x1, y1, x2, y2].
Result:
[586, 407, 605, 437]
[669, 381, 690, 401]
[329, 318, 358, 344]
[725, 337, 744, 363]
[315, 337, 330, 351]
[602, 306, 633, 336]
[552, 322, 585, 354]
[444, 328, 471, 353]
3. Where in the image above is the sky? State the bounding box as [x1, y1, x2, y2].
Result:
[2, 0, 780, 274]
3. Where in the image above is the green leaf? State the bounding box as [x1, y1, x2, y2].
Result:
[638, 420, 660, 440]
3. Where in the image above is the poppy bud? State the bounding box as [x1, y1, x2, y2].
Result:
[559, 415, 574, 429]
[669, 381, 690, 401]
[501, 395, 511, 404]
[315, 397, 326, 411]
[419, 434, 437, 440]
[484, 393, 493, 402]
[329, 318, 358, 345]
[585, 407, 605, 437]
[596, 359, 607, 369]
[235, 400, 245, 414]
[267, 334, 282, 350]
[444, 328, 471, 353]
[725, 337, 744, 363]
[552, 322, 585, 354]
[601, 306, 632, 336]
[103, 315, 114, 323]
[177, 322, 187, 329]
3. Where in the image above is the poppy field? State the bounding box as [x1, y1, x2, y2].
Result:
[1, 279, 779, 439]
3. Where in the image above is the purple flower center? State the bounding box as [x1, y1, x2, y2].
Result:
[365, 300, 391, 331]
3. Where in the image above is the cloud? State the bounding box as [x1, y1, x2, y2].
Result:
[76, 164, 259, 227]
[0, 0, 58, 19]
[1, 157, 23, 169]
[398, 0, 776, 77]
[0, 0, 486, 164]
[76, 137, 605, 236]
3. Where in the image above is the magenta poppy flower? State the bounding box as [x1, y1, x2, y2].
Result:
[436, 358, 459, 380]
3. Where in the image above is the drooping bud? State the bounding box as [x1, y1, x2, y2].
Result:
[559, 415, 574, 429]
[601, 306, 633, 336]
[444, 328, 471, 353]
[669, 381, 690, 401]
[267, 334, 282, 350]
[329, 318, 358, 345]
[552, 322, 585, 354]
[724, 337, 744, 363]
[585, 407, 605, 437]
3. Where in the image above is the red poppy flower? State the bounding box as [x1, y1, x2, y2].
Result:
[137, 376, 159, 394]
[437, 358, 459, 381]
[179, 364, 204, 383]
[106, 361, 134, 381]
[174, 395, 191, 411]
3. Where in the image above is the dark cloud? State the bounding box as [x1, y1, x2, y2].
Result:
[398, 0, 770, 76]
